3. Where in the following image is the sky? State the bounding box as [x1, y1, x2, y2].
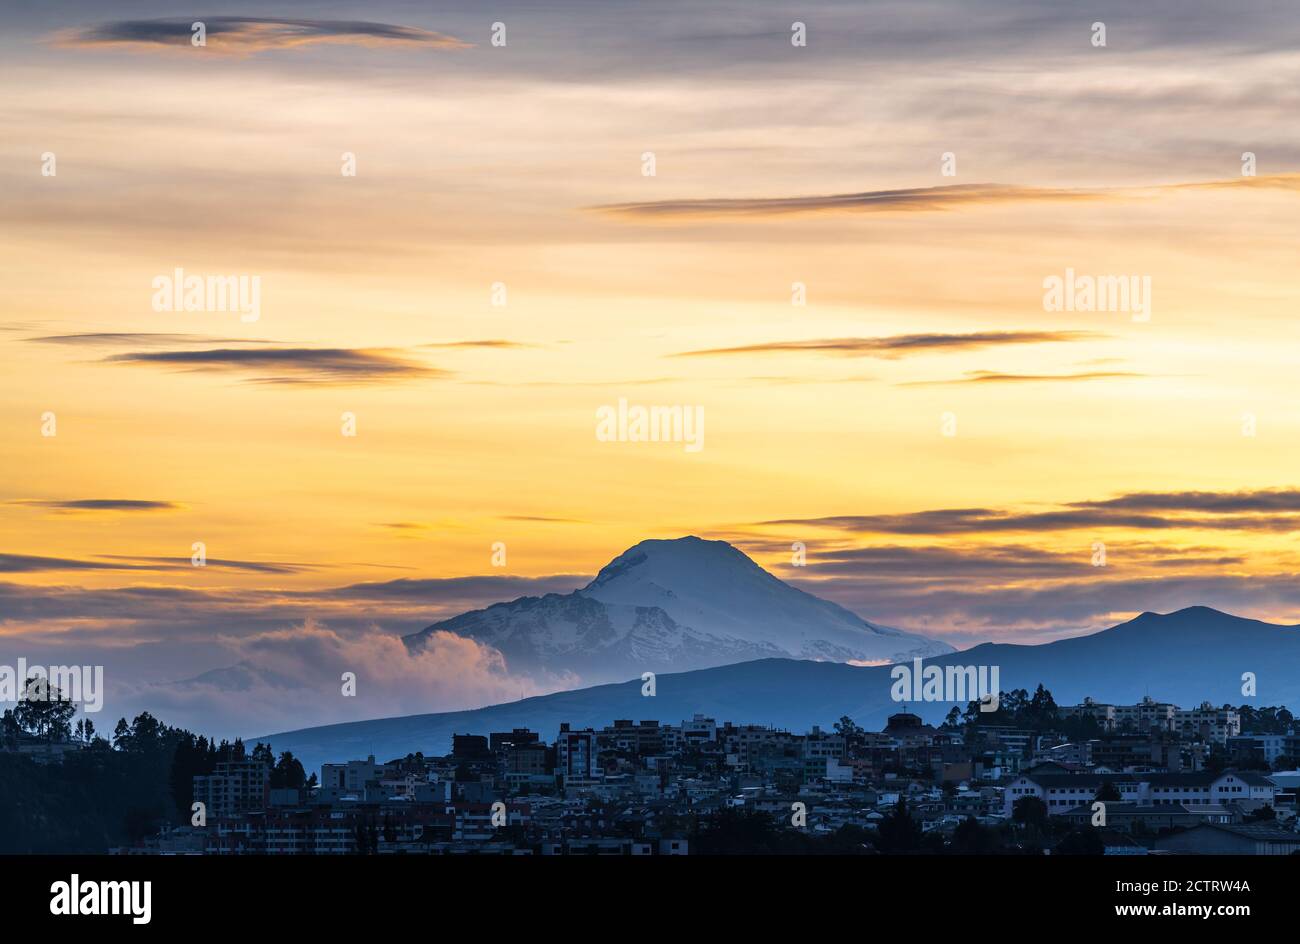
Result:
[3, 0, 1300, 738]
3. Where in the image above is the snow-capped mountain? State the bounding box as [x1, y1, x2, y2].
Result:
[403, 536, 953, 679]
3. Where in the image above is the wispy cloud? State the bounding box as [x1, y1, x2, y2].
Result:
[595, 183, 1105, 220]
[501, 515, 586, 524]
[25, 333, 265, 348]
[595, 175, 1300, 222]
[420, 340, 537, 350]
[675, 331, 1100, 359]
[53, 17, 471, 56]
[8, 499, 181, 513]
[103, 347, 447, 385]
[98, 555, 311, 575]
[1073, 489, 1300, 514]
[0, 552, 306, 574]
[0, 553, 155, 574]
[762, 488, 1300, 535]
[774, 543, 1244, 581]
[902, 369, 1147, 386]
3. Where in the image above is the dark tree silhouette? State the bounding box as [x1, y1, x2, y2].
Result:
[14, 677, 76, 743]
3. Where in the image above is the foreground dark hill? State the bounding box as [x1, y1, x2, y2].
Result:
[263, 607, 1300, 771]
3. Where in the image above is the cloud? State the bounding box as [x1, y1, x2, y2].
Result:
[674, 331, 1100, 359]
[787, 570, 1300, 647]
[103, 347, 447, 385]
[54, 17, 471, 56]
[0, 552, 304, 574]
[594, 174, 1300, 222]
[901, 369, 1147, 386]
[0, 572, 589, 629]
[762, 487, 1300, 535]
[595, 182, 1102, 220]
[25, 333, 265, 348]
[97, 555, 311, 575]
[501, 515, 586, 524]
[322, 574, 589, 601]
[419, 340, 537, 350]
[1171, 173, 1300, 194]
[1072, 489, 1300, 514]
[118, 620, 574, 740]
[8, 499, 181, 513]
[776, 543, 1245, 581]
[0, 553, 155, 574]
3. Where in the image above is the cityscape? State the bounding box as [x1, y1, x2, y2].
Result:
[7, 684, 1298, 856]
[4, 0, 1298, 925]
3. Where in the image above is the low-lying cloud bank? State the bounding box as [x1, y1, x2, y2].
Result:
[109, 621, 576, 740]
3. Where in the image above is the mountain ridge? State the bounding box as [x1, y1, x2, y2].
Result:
[264, 606, 1300, 771]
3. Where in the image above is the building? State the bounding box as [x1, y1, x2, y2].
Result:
[1175, 703, 1241, 744]
[193, 758, 270, 820]
[1114, 696, 1177, 733]
[319, 756, 381, 798]
[489, 728, 540, 753]
[1088, 733, 1182, 772]
[1154, 822, 1300, 855]
[682, 714, 716, 746]
[1228, 734, 1286, 766]
[1059, 803, 1235, 832]
[1062, 697, 1241, 745]
[602, 720, 665, 756]
[1003, 770, 1277, 817]
[556, 723, 600, 787]
[452, 734, 491, 760]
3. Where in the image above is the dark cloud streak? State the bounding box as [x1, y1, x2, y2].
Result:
[103, 347, 447, 385]
[675, 331, 1101, 359]
[55, 17, 470, 55]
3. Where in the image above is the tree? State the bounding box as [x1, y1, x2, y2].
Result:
[131, 712, 162, 748]
[875, 797, 924, 854]
[14, 678, 76, 743]
[1095, 780, 1121, 803]
[950, 816, 1003, 854]
[0, 710, 20, 749]
[251, 742, 275, 767]
[270, 752, 307, 790]
[834, 715, 863, 741]
[1055, 828, 1104, 855]
[1024, 684, 1059, 729]
[73, 718, 95, 745]
[1012, 795, 1049, 830]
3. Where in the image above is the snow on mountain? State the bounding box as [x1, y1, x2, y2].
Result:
[404, 536, 952, 679]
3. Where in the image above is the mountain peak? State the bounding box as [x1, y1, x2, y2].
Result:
[579, 535, 952, 660]
[1125, 606, 1241, 626]
[584, 536, 761, 593]
[406, 535, 953, 679]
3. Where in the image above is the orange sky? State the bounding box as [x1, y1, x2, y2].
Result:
[4, 3, 1300, 735]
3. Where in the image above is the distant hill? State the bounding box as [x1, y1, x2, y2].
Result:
[263, 606, 1299, 771]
